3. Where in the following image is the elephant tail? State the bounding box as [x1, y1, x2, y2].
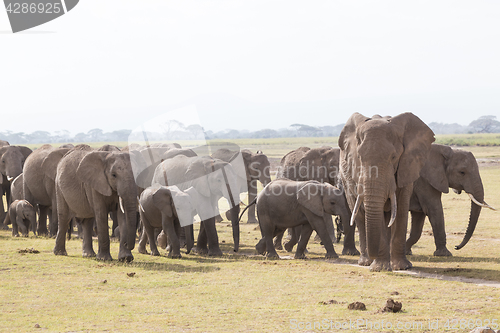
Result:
[238, 198, 257, 223]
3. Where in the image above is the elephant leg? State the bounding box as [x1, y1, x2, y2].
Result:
[309, 215, 339, 259]
[11, 210, 19, 237]
[202, 217, 222, 256]
[37, 206, 49, 236]
[284, 226, 301, 252]
[110, 210, 118, 237]
[81, 218, 97, 258]
[178, 226, 187, 248]
[246, 179, 258, 223]
[49, 201, 59, 238]
[196, 221, 209, 255]
[405, 211, 426, 255]
[388, 186, 413, 271]
[356, 208, 373, 266]
[273, 230, 284, 250]
[93, 202, 113, 260]
[294, 224, 313, 259]
[53, 194, 69, 256]
[427, 202, 452, 257]
[184, 224, 194, 254]
[165, 218, 181, 259]
[137, 211, 149, 254]
[341, 214, 359, 255]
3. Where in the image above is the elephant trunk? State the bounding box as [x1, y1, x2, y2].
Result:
[455, 183, 484, 250]
[363, 175, 389, 259]
[230, 204, 240, 252]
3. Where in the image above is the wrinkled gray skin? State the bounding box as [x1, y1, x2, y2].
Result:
[23, 144, 71, 236]
[0, 145, 32, 223]
[54, 145, 137, 262]
[275, 146, 358, 255]
[0, 140, 10, 228]
[339, 112, 435, 271]
[152, 155, 241, 255]
[3, 199, 36, 237]
[10, 174, 23, 202]
[255, 179, 346, 259]
[138, 185, 197, 258]
[407, 144, 490, 256]
[211, 149, 271, 224]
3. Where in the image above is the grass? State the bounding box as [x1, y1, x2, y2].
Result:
[1, 145, 499, 332]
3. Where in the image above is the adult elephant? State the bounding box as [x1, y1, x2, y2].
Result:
[53, 145, 137, 262]
[406, 144, 495, 256]
[0, 145, 32, 222]
[152, 155, 241, 255]
[211, 148, 271, 223]
[339, 112, 435, 271]
[23, 144, 71, 236]
[275, 146, 358, 255]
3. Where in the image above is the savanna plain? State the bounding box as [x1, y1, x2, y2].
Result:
[1, 135, 500, 332]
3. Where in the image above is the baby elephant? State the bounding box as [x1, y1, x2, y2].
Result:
[3, 200, 37, 237]
[138, 184, 197, 258]
[254, 179, 346, 259]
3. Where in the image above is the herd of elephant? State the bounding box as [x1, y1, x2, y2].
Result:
[0, 112, 495, 271]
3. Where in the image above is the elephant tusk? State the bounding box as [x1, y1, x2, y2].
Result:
[468, 193, 496, 211]
[7, 176, 13, 181]
[119, 197, 125, 214]
[388, 192, 397, 228]
[350, 195, 363, 227]
[138, 200, 145, 213]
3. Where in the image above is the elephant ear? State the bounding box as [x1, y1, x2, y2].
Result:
[338, 113, 370, 151]
[41, 148, 71, 181]
[17, 146, 33, 160]
[391, 113, 435, 188]
[185, 159, 212, 197]
[152, 186, 173, 217]
[419, 144, 451, 193]
[296, 182, 324, 217]
[76, 151, 113, 196]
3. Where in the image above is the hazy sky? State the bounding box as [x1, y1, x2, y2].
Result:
[1, 0, 500, 135]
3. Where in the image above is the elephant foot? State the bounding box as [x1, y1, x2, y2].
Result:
[266, 252, 280, 259]
[255, 239, 266, 255]
[358, 254, 373, 266]
[83, 250, 97, 258]
[294, 252, 307, 259]
[273, 238, 283, 250]
[96, 252, 113, 261]
[342, 247, 360, 256]
[370, 259, 392, 272]
[118, 254, 134, 263]
[194, 246, 209, 255]
[168, 253, 182, 259]
[53, 247, 67, 256]
[325, 252, 339, 259]
[284, 241, 295, 253]
[405, 248, 413, 255]
[150, 250, 161, 256]
[137, 246, 148, 255]
[208, 248, 223, 257]
[434, 248, 452, 257]
[391, 257, 412, 271]
[214, 215, 223, 223]
[246, 217, 258, 224]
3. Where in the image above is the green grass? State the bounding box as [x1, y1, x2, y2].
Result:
[1, 143, 500, 332]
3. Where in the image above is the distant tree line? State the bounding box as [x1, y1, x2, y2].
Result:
[1, 115, 499, 144]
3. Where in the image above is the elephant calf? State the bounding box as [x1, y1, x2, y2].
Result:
[138, 184, 197, 258]
[3, 200, 36, 237]
[254, 179, 347, 259]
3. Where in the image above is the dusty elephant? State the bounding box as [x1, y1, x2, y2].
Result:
[406, 144, 495, 256]
[53, 145, 138, 262]
[23, 144, 72, 236]
[3, 199, 36, 237]
[275, 146, 358, 255]
[211, 148, 271, 223]
[253, 179, 346, 259]
[138, 184, 197, 258]
[339, 112, 435, 271]
[152, 154, 241, 255]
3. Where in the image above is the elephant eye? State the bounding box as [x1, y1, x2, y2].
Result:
[459, 171, 465, 175]
[112, 173, 117, 178]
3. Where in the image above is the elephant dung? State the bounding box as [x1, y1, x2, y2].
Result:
[347, 302, 366, 311]
[319, 299, 338, 305]
[381, 298, 402, 313]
